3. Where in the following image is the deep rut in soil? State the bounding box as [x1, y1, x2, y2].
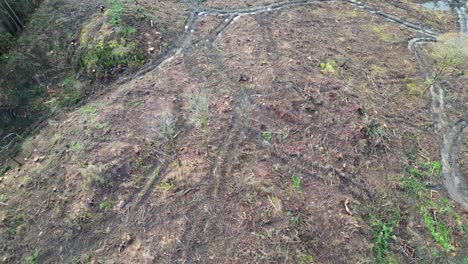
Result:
[406, 1, 468, 208]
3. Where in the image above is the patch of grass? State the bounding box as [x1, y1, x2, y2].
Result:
[132, 157, 145, 171]
[290, 214, 301, 225]
[83, 104, 98, 117]
[430, 33, 468, 83]
[0, 194, 8, 203]
[107, 0, 127, 27]
[402, 157, 457, 252]
[95, 122, 108, 129]
[5, 209, 25, 237]
[24, 249, 40, 264]
[371, 64, 386, 75]
[363, 116, 390, 142]
[150, 166, 161, 182]
[369, 209, 400, 263]
[60, 76, 82, 107]
[157, 181, 175, 191]
[79, 164, 106, 188]
[422, 161, 441, 176]
[71, 141, 83, 151]
[99, 199, 113, 211]
[406, 83, 424, 96]
[298, 254, 314, 264]
[186, 89, 210, 154]
[319, 59, 336, 75]
[122, 26, 137, 36]
[79, 39, 144, 77]
[153, 112, 176, 150]
[133, 101, 141, 107]
[262, 131, 272, 142]
[291, 175, 301, 191]
[280, 132, 289, 143]
[51, 134, 62, 145]
[421, 207, 454, 251]
[372, 25, 399, 42]
[138, 166, 161, 198]
[462, 257, 468, 264]
[407, 160, 441, 179]
[186, 89, 210, 130]
[402, 176, 427, 198]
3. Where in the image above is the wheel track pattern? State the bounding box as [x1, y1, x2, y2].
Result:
[61, 0, 465, 262]
[144, 0, 468, 261]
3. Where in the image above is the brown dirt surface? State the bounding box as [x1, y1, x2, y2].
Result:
[0, 0, 467, 263]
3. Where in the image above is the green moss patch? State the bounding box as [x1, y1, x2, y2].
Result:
[79, 38, 144, 77]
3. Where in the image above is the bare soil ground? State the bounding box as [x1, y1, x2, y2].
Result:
[0, 0, 467, 263]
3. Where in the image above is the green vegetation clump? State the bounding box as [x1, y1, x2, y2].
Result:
[369, 209, 400, 263]
[24, 249, 40, 264]
[421, 207, 454, 251]
[79, 39, 144, 77]
[60, 77, 83, 107]
[291, 175, 301, 191]
[402, 175, 427, 198]
[107, 0, 127, 27]
[99, 199, 114, 211]
[401, 158, 459, 253]
[319, 59, 336, 75]
[262, 131, 272, 142]
[77, 0, 146, 78]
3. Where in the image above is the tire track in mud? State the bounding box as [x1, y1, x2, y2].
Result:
[109, 0, 467, 261]
[346, 0, 467, 208]
[409, 36, 468, 208]
[189, 4, 468, 262]
[345, 0, 440, 38]
[200, 0, 330, 16]
[155, 1, 468, 261]
[169, 17, 255, 262]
